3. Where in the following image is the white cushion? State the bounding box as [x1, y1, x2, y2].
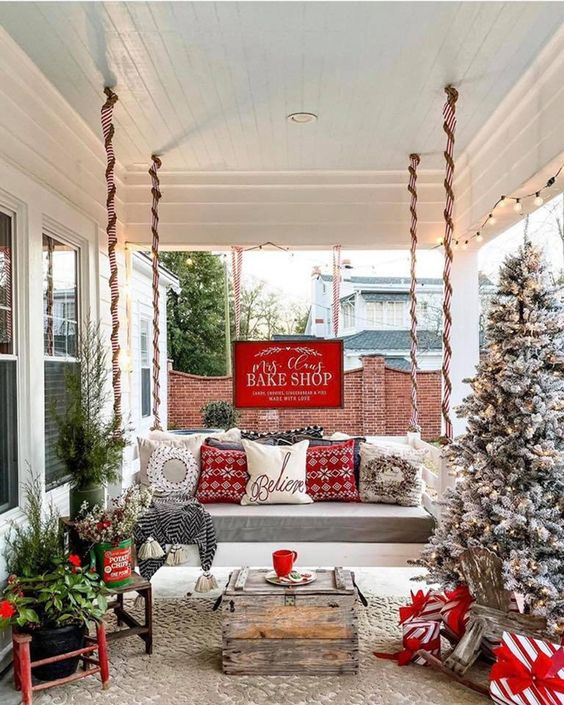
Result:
[359, 442, 425, 507]
[240, 439, 312, 505]
[137, 428, 241, 486]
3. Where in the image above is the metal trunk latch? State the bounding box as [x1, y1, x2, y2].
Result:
[284, 592, 296, 607]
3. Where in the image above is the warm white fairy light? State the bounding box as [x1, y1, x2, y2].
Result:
[534, 192, 544, 207]
[513, 198, 522, 214]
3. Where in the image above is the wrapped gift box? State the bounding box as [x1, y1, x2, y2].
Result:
[440, 584, 474, 642]
[489, 632, 564, 705]
[399, 590, 446, 624]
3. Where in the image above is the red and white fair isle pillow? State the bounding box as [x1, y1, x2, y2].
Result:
[306, 439, 360, 502]
[196, 444, 248, 504]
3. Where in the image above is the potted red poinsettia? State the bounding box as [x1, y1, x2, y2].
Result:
[0, 555, 107, 682]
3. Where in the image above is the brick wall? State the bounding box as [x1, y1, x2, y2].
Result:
[168, 355, 442, 439]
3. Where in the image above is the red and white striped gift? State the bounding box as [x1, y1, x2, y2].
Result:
[374, 619, 441, 666]
[399, 590, 446, 624]
[440, 584, 474, 642]
[489, 632, 564, 705]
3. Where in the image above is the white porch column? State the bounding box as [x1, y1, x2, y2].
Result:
[449, 248, 480, 437]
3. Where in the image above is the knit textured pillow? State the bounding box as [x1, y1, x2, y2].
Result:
[196, 444, 249, 504]
[306, 440, 360, 502]
[359, 443, 426, 506]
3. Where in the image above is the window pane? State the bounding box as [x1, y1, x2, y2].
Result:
[43, 234, 79, 488]
[0, 212, 13, 355]
[43, 235, 78, 358]
[0, 360, 18, 512]
[141, 368, 151, 418]
[44, 360, 76, 488]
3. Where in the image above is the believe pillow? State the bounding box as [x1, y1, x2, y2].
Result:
[359, 443, 426, 507]
[196, 444, 248, 504]
[240, 439, 312, 505]
[306, 439, 360, 502]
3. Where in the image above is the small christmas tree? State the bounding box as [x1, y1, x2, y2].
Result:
[419, 242, 564, 634]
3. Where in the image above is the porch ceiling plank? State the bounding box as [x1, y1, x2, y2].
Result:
[0, 2, 562, 250]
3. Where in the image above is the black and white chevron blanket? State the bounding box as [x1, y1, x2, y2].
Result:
[134, 496, 217, 581]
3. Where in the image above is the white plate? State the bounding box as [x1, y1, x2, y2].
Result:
[265, 570, 317, 587]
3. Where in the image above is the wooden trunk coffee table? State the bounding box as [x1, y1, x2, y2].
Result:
[222, 567, 359, 675]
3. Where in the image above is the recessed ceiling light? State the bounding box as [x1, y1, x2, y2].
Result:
[287, 112, 318, 124]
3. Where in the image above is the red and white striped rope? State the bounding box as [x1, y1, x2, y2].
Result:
[101, 87, 122, 428]
[408, 154, 420, 433]
[332, 245, 342, 337]
[441, 85, 459, 441]
[149, 154, 162, 431]
[231, 246, 243, 339]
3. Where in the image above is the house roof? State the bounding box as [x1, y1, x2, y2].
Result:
[320, 274, 442, 287]
[362, 291, 410, 302]
[342, 329, 442, 351]
[384, 357, 412, 371]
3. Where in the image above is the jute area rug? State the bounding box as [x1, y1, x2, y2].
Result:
[34, 596, 488, 705]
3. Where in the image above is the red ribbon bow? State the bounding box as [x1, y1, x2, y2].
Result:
[443, 585, 474, 638]
[399, 590, 433, 624]
[374, 634, 441, 667]
[491, 643, 564, 705]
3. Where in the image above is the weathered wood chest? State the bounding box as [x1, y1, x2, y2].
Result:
[222, 567, 359, 675]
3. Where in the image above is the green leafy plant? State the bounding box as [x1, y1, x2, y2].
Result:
[5, 476, 63, 577]
[55, 319, 127, 490]
[201, 400, 239, 429]
[0, 556, 107, 629]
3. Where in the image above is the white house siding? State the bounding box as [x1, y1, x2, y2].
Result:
[0, 29, 163, 601]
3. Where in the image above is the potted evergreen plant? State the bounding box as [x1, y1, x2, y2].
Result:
[1, 479, 107, 682]
[55, 320, 127, 517]
[201, 400, 239, 430]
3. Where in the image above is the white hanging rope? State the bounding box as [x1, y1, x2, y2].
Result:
[332, 245, 342, 337]
[408, 154, 421, 433]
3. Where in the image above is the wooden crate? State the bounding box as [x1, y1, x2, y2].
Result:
[222, 567, 359, 675]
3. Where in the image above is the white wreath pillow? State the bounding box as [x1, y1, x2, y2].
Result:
[146, 445, 199, 495]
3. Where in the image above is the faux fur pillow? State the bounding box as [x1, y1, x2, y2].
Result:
[358, 443, 426, 506]
[240, 439, 312, 505]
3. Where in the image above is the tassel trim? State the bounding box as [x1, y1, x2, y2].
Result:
[194, 571, 219, 593]
[138, 536, 165, 560]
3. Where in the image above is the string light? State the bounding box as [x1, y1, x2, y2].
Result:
[462, 240, 469, 250]
[434, 163, 562, 250]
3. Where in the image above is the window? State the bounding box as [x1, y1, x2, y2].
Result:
[366, 301, 407, 329]
[0, 210, 17, 512]
[140, 317, 151, 418]
[341, 300, 355, 329]
[43, 233, 79, 488]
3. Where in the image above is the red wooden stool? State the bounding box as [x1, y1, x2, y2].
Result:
[12, 622, 110, 705]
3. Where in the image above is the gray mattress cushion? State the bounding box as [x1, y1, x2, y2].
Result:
[206, 502, 434, 544]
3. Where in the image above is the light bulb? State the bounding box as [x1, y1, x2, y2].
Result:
[498, 196, 507, 208]
[454, 240, 459, 249]
[476, 232, 483, 242]
[462, 240, 468, 250]
[534, 192, 544, 207]
[488, 214, 496, 226]
[513, 199, 522, 214]
[436, 237, 443, 245]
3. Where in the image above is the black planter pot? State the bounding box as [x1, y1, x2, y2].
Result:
[29, 624, 85, 681]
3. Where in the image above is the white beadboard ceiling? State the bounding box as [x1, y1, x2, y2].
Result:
[0, 2, 563, 249]
[1, 1, 562, 171]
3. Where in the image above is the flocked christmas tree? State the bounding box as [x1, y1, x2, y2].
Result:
[419, 241, 564, 635]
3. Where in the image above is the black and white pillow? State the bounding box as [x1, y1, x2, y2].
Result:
[241, 425, 324, 445]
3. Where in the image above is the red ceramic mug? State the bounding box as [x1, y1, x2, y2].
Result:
[272, 549, 298, 577]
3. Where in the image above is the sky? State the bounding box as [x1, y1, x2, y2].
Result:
[233, 193, 564, 308]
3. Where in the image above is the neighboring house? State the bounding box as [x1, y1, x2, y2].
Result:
[305, 271, 444, 370]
